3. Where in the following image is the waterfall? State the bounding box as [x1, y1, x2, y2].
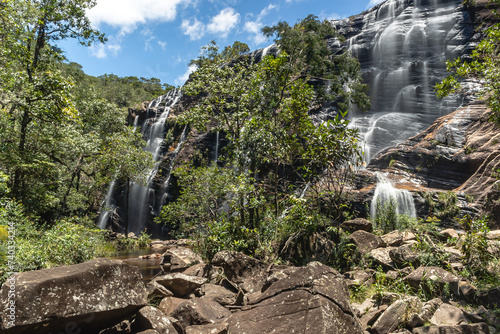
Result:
[370, 173, 416, 219]
[213, 130, 220, 166]
[98, 88, 184, 235]
[336, 0, 476, 164]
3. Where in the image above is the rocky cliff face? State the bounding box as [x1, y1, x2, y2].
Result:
[331, 0, 482, 162]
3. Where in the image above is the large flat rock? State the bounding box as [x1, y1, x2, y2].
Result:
[0, 258, 147, 334]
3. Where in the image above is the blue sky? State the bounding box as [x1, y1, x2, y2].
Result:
[59, 0, 384, 86]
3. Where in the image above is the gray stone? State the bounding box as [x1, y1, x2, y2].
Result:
[147, 281, 174, 300]
[412, 323, 490, 334]
[370, 247, 397, 269]
[350, 230, 382, 254]
[199, 283, 238, 306]
[225, 262, 362, 334]
[158, 297, 188, 316]
[170, 298, 231, 331]
[153, 273, 207, 297]
[382, 230, 404, 247]
[341, 218, 373, 233]
[408, 298, 442, 328]
[0, 258, 147, 334]
[371, 300, 407, 334]
[459, 281, 477, 303]
[389, 244, 420, 268]
[135, 306, 178, 334]
[430, 303, 470, 326]
[439, 229, 460, 242]
[186, 323, 228, 334]
[404, 266, 460, 296]
[162, 247, 202, 272]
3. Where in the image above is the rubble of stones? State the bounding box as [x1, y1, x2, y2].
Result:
[1, 220, 499, 334]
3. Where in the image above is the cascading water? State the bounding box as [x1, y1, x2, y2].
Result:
[98, 88, 184, 236]
[332, 0, 478, 163]
[370, 173, 416, 219]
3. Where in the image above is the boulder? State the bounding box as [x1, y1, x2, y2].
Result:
[350, 230, 382, 254]
[389, 244, 420, 268]
[408, 298, 443, 328]
[162, 247, 202, 272]
[135, 306, 178, 334]
[158, 297, 189, 316]
[368, 300, 407, 334]
[404, 267, 460, 296]
[147, 281, 174, 300]
[341, 218, 373, 233]
[344, 269, 375, 287]
[381, 231, 404, 247]
[136, 331, 160, 334]
[412, 323, 490, 334]
[430, 303, 470, 326]
[185, 323, 228, 334]
[360, 305, 387, 330]
[170, 298, 231, 331]
[459, 281, 478, 303]
[0, 258, 147, 334]
[369, 247, 397, 269]
[225, 262, 362, 334]
[152, 273, 207, 297]
[199, 283, 238, 306]
[439, 229, 460, 242]
[211, 251, 266, 294]
[475, 287, 500, 309]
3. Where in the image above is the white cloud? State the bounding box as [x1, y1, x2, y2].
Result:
[207, 8, 240, 38]
[90, 35, 122, 58]
[158, 40, 167, 51]
[181, 18, 205, 40]
[244, 4, 277, 45]
[87, 0, 192, 33]
[175, 64, 197, 85]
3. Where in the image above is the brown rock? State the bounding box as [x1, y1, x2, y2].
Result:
[225, 262, 362, 334]
[350, 230, 382, 254]
[430, 303, 470, 326]
[147, 281, 174, 300]
[170, 298, 231, 331]
[158, 297, 188, 316]
[459, 281, 478, 303]
[382, 230, 404, 247]
[280, 231, 336, 266]
[411, 322, 490, 334]
[371, 300, 407, 334]
[0, 258, 147, 334]
[199, 284, 238, 306]
[404, 266, 460, 296]
[162, 247, 202, 272]
[389, 244, 420, 268]
[153, 273, 207, 297]
[185, 323, 228, 334]
[360, 305, 387, 330]
[475, 287, 500, 309]
[136, 330, 160, 334]
[439, 229, 460, 242]
[369, 247, 397, 269]
[341, 218, 373, 233]
[135, 306, 178, 334]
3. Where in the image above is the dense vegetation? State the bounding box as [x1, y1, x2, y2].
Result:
[0, 0, 171, 277]
[156, 15, 370, 261]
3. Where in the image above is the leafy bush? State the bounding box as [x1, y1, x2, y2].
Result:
[372, 198, 416, 234]
[460, 215, 493, 276]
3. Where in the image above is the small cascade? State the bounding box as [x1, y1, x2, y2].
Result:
[97, 180, 116, 229]
[213, 130, 220, 166]
[370, 173, 416, 219]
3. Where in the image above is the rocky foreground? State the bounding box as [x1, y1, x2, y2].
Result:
[1, 223, 499, 334]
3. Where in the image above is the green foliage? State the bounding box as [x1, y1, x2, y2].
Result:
[423, 191, 460, 221]
[460, 215, 493, 276]
[372, 198, 416, 234]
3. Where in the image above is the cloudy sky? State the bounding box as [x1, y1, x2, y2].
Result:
[59, 0, 384, 86]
